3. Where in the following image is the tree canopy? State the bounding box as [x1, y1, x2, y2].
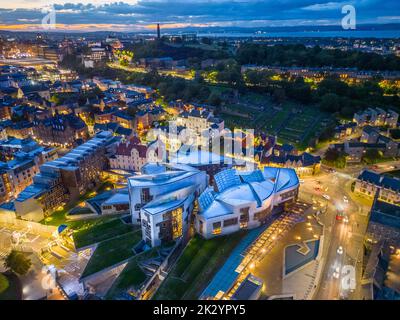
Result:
[4, 251, 32, 276]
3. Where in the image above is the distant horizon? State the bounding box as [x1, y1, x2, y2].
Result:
[0, 1, 399, 33]
[0, 22, 399, 36]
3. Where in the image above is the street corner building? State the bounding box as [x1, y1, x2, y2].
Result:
[196, 167, 299, 239]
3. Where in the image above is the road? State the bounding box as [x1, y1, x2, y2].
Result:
[299, 165, 373, 300]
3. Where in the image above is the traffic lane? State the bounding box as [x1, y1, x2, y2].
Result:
[319, 220, 347, 299]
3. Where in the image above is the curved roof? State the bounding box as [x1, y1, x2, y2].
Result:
[199, 167, 299, 220]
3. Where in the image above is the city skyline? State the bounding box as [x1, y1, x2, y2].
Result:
[0, 0, 399, 32]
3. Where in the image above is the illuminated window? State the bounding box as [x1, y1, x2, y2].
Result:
[171, 207, 183, 240]
[212, 221, 222, 235]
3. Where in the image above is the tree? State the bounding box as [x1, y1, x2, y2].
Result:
[4, 250, 32, 276]
[207, 92, 222, 106]
[272, 88, 286, 104]
[0, 273, 9, 294]
[320, 93, 341, 113]
[323, 148, 347, 168]
[362, 149, 383, 165]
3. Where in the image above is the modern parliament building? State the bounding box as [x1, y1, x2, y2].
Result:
[196, 167, 299, 239]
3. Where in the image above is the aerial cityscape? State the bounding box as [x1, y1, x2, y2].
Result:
[0, 0, 400, 306]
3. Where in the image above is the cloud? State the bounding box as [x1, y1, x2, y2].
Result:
[0, 0, 398, 31]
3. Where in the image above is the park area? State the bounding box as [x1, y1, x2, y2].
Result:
[152, 232, 246, 300]
[220, 93, 333, 150]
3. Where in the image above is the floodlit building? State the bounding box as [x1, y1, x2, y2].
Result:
[109, 136, 159, 172]
[176, 109, 224, 146]
[196, 167, 299, 239]
[353, 108, 399, 128]
[14, 131, 118, 221]
[32, 113, 89, 147]
[333, 122, 358, 140]
[0, 138, 57, 204]
[355, 170, 400, 206]
[128, 163, 208, 247]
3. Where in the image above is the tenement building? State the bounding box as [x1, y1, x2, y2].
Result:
[13, 131, 118, 221]
[354, 170, 400, 205]
[32, 113, 89, 147]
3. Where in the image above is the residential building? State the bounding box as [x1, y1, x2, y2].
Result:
[17, 83, 50, 100]
[93, 122, 133, 138]
[333, 122, 358, 140]
[330, 142, 386, 163]
[0, 98, 13, 121]
[32, 113, 89, 147]
[109, 136, 159, 172]
[196, 167, 299, 239]
[5, 121, 33, 139]
[362, 240, 400, 300]
[14, 131, 118, 221]
[360, 126, 381, 143]
[265, 152, 321, 177]
[0, 139, 57, 204]
[353, 108, 399, 128]
[112, 111, 135, 129]
[176, 109, 224, 139]
[354, 170, 400, 205]
[136, 106, 166, 130]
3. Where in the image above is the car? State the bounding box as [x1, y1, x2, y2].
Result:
[343, 196, 349, 203]
[336, 211, 345, 221]
[343, 216, 349, 223]
[322, 194, 331, 200]
[337, 246, 344, 255]
[333, 266, 341, 279]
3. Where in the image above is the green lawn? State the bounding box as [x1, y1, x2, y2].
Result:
[153, 232, 246, 300]
[0, 274, 9, 294]
[105, 248, 159, 299]
[81, 230, 142, 278]
[73, 218, 137, 249]
[0, 273, 22, 300]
